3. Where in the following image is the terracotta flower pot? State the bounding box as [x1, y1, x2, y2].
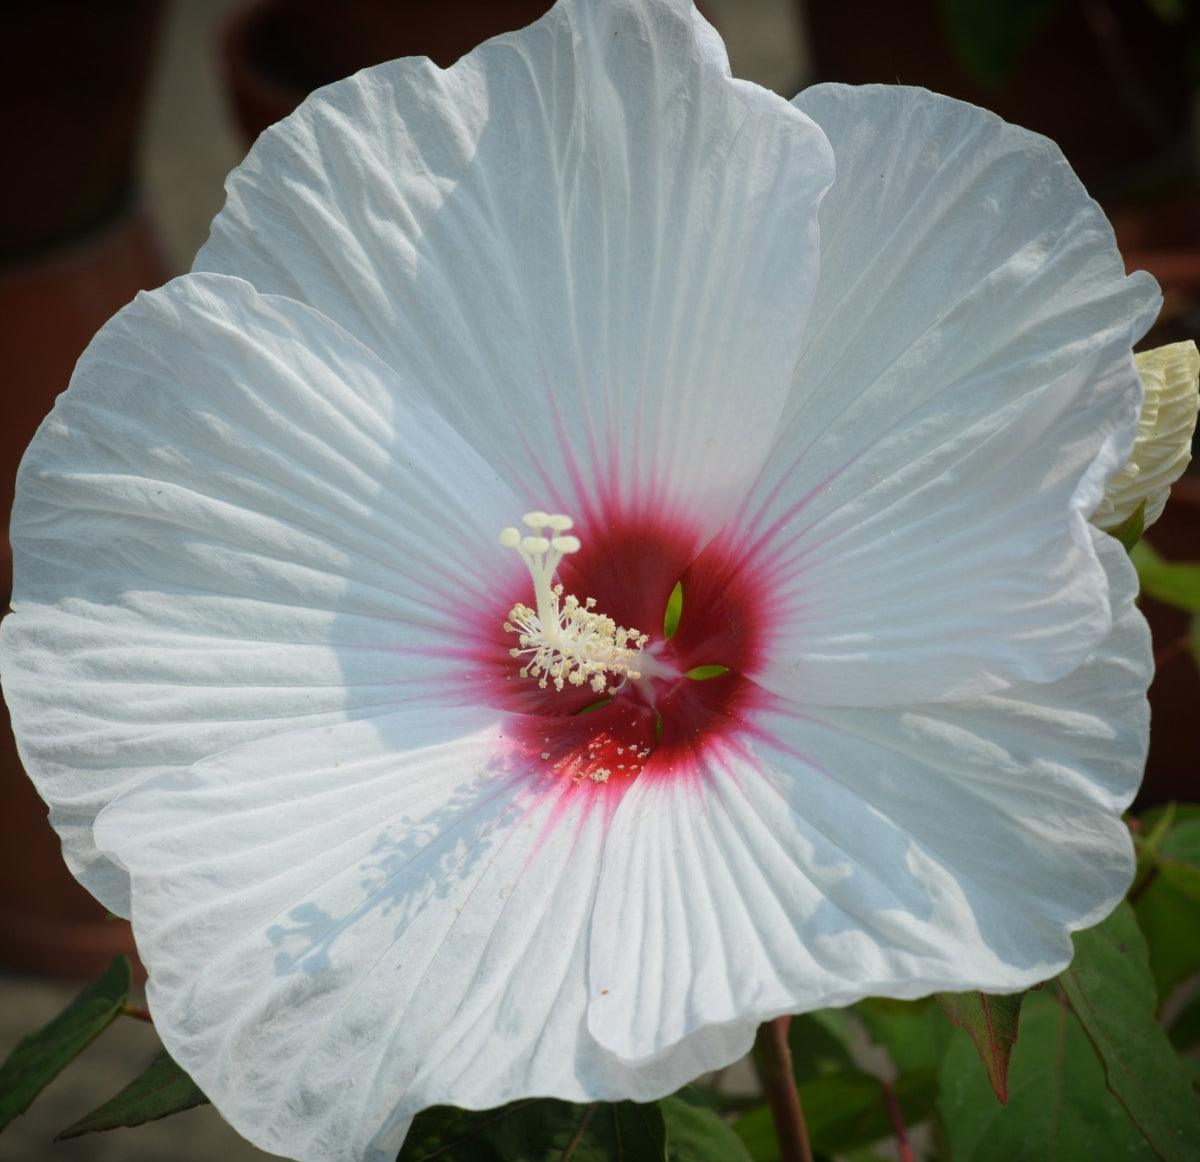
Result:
[222, 0, 556, 144]
[0, 0, 167, 979]
[800, 0, 1196, 198]
[0, 0, 164, 263]
[1137, 475, 1200, 810]
[0, 204, 167, 978]
[1108, 190, 1200, 354]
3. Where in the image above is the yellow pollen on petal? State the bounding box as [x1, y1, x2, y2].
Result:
[501, 512, 648, 694]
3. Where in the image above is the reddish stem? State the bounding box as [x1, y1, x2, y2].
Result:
[123, 1003, 153, 1023]
[1154, 632, 1192, 670]
[754, 1016, 813, 1162]
[882, 1079, 915, 1162]
[1128, 861, 1160, 905]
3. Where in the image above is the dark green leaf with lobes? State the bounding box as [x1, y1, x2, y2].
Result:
[57, 1048, 208, 1138]
[934, 989, 1024, 1104]
[1132, 540, 1200, 611]
[940, 0, 1061, 86]
[0, 955, 132, 1133]
[1059, 902, 1200, 1162]
[734, 1066, 937, 1159]
[397, 1098, 667, 1162]
[660, 1090, 753, 1162]
[938, 988, 1155, 1161]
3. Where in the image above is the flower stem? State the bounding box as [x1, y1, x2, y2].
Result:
[753, 1016, 813, 1162]
[882, 1078, 915, 1162]
[1154, 631, 1192, 669]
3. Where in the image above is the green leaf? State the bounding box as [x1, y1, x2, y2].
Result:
[1132, 538, 1166, 568]
[938, 988, 1157, 1160]
[1136, 802, 1179, 861]
[788, 1010, 858, 1085]
[1160, 815, 1200, 868]
[1132, 539, 1200, 611]
[934, 990, 1024, 1103]
[1166, 986, 1200, 1053]
[1132, 852, 1200, 1003]
[1132, 807, 1200, 1019]
[663, 581, 683, 640]
[855, 997, 955, 1075]
[1143, 561, 1200, 609]
[57, 1048, 207, 1138]
[0, 955, 132, 1132]
[1060, 902, 1200, 1161]
[661, 1090, 753, 1162]
[940, 0, 1061, 86]
[734, 1068, 938, 1160]
[1105, 499, 1147, 551]
[804, 1069, 938, 1156]
[1135, 804, 1200, 875]
[397, 1099, 667, 1162]
[1145, 0, 1188, 20]
[731, 1106, 777, 1162]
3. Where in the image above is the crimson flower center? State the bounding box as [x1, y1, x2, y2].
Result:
[495, 510, 766, 790]
[500, 512, 652, 695]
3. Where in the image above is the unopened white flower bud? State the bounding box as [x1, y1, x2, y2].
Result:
[1095, 340, 1200, 535]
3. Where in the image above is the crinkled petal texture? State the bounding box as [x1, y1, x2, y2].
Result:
[2, 0, 830, 915]
[93, 709, 756, 1162]
[1, 273, 528, 913]
[92, 538, 1148, 1162]
[194, 0, 833, 540]
[740, 84, 1160, 706]
[589, 534, 1148, 1063]
[0, 20, 1162, 1162]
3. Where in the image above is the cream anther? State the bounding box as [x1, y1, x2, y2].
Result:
[502, 512, 648, 694]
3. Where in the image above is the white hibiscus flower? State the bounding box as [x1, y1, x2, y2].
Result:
[0, 1, 1161, 1160]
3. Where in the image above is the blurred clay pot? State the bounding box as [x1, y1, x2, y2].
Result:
[0, 0, 166, 979]
[800, 0, 1196, 199]
[1138, 476, 1200, 810]
[0, 0, 164, 263]
[0, 203, 167, 977]
[222, 0, 555, 144]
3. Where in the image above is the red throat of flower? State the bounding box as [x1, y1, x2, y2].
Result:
[489, 510, 768, 794]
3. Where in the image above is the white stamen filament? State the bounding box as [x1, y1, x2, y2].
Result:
[501, 512, 648, 693]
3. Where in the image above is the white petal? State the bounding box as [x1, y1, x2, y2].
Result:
[194, 0, 833, 535]
[740, 84, 1160, 706]
[95, 711, 752, 1162]
[0, 273, 524, 913]
[588, 532, 1146, 1061]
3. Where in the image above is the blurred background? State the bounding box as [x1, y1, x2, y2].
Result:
[1, 0, 1198, 1157]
